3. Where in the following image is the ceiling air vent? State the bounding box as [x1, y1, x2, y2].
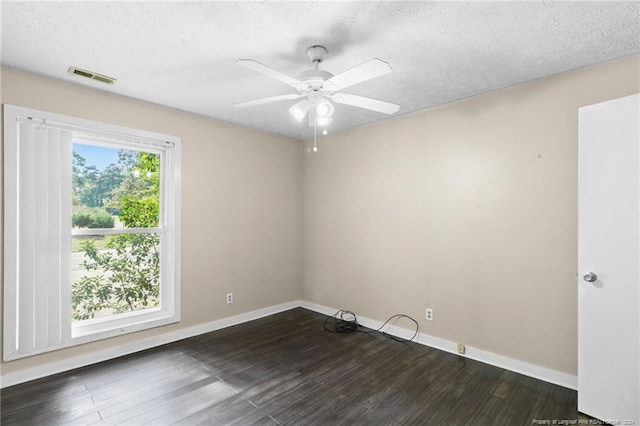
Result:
[68, 66, 116, 85]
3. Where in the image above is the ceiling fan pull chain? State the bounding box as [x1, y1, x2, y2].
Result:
[313, 122, 318, 153]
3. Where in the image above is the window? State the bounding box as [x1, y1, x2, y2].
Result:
[3, 105, 181, 361]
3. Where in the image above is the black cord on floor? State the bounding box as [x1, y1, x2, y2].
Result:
[323, 309, 420, 343]
[323, 310, 361, 334]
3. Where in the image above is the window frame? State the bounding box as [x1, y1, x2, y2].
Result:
[3, 104, 182, 360]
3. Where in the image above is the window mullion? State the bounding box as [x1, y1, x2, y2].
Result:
[71, 227, 162, 236]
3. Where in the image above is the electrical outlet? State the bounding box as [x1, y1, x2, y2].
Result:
[426, 308, 433, 321]
[226, 293, 233, 304]
[457, 344, 466, 354]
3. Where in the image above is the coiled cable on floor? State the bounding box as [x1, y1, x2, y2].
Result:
[323, 309, 420, 343]
[323, 310, 361, 334]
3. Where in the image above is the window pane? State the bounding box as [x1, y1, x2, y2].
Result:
[72, 143, 163, 324]
[72, 143, 160, 229]
[72, 233, 160, 321]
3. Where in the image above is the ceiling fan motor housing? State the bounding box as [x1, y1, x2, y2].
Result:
[295, 69, 335, 92]
[295, 45, 335, 92]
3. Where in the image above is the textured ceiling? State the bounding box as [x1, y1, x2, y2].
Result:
[1, 1, 638, 140]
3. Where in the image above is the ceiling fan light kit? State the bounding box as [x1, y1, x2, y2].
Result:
[233, 44, 400, 143]
[316, 116, 332, 127]
[289, 99, 311, 122]
[316, 99, 334, 118]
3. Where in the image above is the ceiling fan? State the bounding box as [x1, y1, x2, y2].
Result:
[233, 45, 400, 128]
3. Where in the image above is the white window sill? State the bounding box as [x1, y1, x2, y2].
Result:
[72, 308, 179, 345]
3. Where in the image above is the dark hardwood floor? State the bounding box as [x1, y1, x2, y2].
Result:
[1, 308, 581, 425]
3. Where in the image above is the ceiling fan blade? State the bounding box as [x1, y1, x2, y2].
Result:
[325, 59, 393, 91]
[329, 93, 399, 115]
[233, 94, 304, 108]
[237, 59, 301, 86]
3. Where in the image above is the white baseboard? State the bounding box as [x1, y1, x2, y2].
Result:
[0, 300, 300, 388]
[1, 299, 577, 391]
[300, 301, 577, 390]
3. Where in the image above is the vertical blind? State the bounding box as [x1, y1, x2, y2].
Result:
[4, 121, 73, 359]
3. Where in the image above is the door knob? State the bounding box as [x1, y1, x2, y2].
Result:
[583, 271, 598, 283]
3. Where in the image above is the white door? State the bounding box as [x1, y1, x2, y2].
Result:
[578, 93, 639, 423]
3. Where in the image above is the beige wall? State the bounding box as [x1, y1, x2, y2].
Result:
[1, 55, 638, 380]
[0, 67, 301, 376]
[301, 55, 639, 375]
